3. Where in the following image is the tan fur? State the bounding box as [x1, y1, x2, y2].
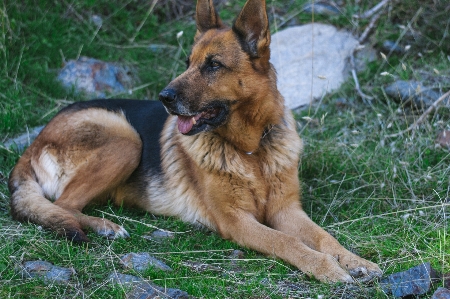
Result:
[9, 0, 382, 282]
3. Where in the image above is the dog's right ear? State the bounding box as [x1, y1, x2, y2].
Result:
[195, 0, 223, 40]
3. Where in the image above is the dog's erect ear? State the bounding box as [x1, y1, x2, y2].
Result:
[232, 0, 270, 59]
[195, 0, 223, 39]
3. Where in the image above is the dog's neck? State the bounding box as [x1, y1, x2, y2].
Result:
[216, 98, 283, 154]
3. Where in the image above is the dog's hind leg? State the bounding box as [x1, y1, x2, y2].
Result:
[10, 108, 142, 242]
[53, 139, 140, 239]
[51, 116, 142, 239]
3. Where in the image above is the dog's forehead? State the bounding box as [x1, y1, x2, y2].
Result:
[190, 29, 243, 64]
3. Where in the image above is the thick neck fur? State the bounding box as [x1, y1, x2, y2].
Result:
[216, 66, 284, 153]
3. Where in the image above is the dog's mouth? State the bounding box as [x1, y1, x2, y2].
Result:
[174, 103, 228, 135]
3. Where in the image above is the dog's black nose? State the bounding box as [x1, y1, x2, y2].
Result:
[159, 88, 177, 103]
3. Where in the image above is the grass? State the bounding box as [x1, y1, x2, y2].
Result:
[0, 0, 449, 298]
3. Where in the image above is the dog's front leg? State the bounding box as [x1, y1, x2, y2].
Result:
[214, 210, 354, 283]
[267, 202, 382, 282]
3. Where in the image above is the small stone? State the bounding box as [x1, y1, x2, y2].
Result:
[385, 80, 442, 109]
[120, 252, 172, 272]
[432, 288, 450, 299]
[127, 282, 189, 299]
[437, 130, 450, 148]
[182, 261, 221, 272]
[380, 262, 440, 297]
[57, 56, 135, 97]
[303, 1, 340, 16]
[149, 229, 175, 239]
[4, 125, 45, 151]
[383, 40, 404, 54]
[19, 260, 74, 283]
[229, 249, 245, 259]
[108, 272, 144, 285]
[108, 272, 189, 299]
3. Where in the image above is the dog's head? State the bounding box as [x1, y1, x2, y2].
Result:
[159, 0, 283, 152]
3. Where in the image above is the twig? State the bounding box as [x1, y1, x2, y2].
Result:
[358, 12, 382, 43]
[385, 90, 450, 138]
[359, 0, 390, 19]
[350, 52, 374, 101]
[327, 202, 450, 228]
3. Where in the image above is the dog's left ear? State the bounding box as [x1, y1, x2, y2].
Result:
[195, 0, 223, 40]
[232, 0, 270, 60]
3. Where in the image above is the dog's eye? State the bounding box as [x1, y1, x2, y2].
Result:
[209, 60, 221, 70]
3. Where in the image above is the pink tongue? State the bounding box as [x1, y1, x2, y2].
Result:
[177, 116, 194, 134]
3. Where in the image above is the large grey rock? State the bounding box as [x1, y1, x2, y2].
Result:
[270, 24, 360, 109]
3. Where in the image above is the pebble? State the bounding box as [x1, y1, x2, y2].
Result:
[303, 1, 340, 16]
[120, 252, 172, 272]
[19, 260, 75, 284]
[57, 56, 135, 97]
[432, 288, 450, 299]
[109, 271, 189, 299]
[3, 125, 44, 151]
[436, 130, 450, 148]
[385, 80, 442, 109]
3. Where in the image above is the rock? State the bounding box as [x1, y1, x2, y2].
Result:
[120, 252, 172, 272]
[380, 263, 440, 297]
[148, 229, 175, 239]
[437, 130, 450, 148]
[302, 1, 340, 16]
[270, 24, 362, 110]
[432, 288, 450, 299]
[229, 249, 245, 259]
[108, 272, 145, 285]
[182, 261, 222, 272]
[382, 40, 404, 54]
[109, 272, 189, 299]
[385, 80, 443, 109]
[57, 56, 135, 97]
[19, 260, 75, 283]
[3, 125, 45, 151]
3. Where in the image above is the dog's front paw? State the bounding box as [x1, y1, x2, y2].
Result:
[308, 254, 354, 283]
[90, 217, 130, 239]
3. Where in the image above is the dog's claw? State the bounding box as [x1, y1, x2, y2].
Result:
[349, 267, 383, 283]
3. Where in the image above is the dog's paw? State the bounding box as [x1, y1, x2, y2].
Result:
[309, 254, 354, 283]
[90, 218, 130, 239]
[97, 225, 130, 239]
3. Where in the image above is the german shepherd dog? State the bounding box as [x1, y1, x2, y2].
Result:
[9, 0, 382, 283]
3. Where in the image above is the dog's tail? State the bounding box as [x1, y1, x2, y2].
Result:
[8, 150, 89, 242]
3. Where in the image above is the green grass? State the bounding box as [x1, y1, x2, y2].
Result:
[1, 0, 449, 298]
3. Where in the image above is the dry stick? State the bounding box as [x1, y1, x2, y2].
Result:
[350, 52, 373, 101]
[386, 90, 450, 138]
[129, 0, 159, 43]
[360, 0, 390, 19]
[327, 202, 450, 228]
[359, 11, 382, 44]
